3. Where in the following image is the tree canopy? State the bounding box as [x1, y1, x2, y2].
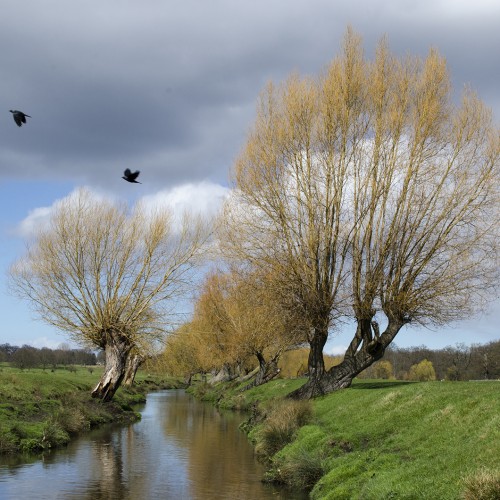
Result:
[10, 188, 209, 400]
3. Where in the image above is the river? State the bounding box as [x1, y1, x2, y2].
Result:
[0, 390, 308, 499]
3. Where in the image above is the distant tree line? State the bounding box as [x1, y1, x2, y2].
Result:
[0, 344, 97, 370]
[358, 341, 500, 381]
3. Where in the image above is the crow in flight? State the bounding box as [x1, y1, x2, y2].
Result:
[10, 110, 31, 127]
[122, 169, 141, 183]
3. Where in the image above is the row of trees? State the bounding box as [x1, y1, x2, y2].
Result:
[0, 343, 97, 369]
[8, 29, 499, 401]
[155, 300, 500, 383]
[186, 268, 305, 386]
[154, 335, 500, 384]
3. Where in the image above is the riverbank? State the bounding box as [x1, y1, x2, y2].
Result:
[0, 364, 183, 455]
[189, 378, 500, 499]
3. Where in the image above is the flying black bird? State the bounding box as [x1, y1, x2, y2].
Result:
[122, 169, 141, 183]
[10, 110, 31, 127]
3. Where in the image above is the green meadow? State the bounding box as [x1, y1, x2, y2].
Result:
[0, 364, 179, 455]
[193, 378, 500, 499]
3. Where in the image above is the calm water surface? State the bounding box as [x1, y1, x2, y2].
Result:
[0, 390, 307, 499]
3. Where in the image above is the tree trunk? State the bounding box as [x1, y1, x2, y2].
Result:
[289, 318, 405, 399]
[243, 352, 281, 390]
[92, 333, 132, 402]
[208, 363, 238, 385]
[288, 325, 329, 399]
[256, 351, 281, 385]
[320, 353, 376, 392]
[238, 366, 260, 383]
[123, 353, 143, 387]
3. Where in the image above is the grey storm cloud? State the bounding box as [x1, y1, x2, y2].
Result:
[0, 0, 498, 191]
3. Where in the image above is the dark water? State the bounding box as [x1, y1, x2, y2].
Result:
[0, 390, 307, 499]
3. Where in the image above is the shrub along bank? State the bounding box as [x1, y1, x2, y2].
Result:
[190, 378, 500, 499]
[0, 364, 182, 455]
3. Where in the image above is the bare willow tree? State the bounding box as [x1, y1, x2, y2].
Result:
[10, 188, 209, 401]
[221, 29, 500, 398]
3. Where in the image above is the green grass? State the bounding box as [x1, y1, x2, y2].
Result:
[310, 380, 499, 499]
[0, 364, 181, 454]
[202, 378, 500, 499]
[188, 376, 305, 409]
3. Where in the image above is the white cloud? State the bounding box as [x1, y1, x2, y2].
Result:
[14, 187, 115, 239]
[16, 206, 53, 238]
[139, 181, 231, 220]
[15, 182, 231, 239]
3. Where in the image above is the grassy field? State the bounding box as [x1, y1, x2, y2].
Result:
[192, 378, 500, 499]
[0, 364, 181, 455]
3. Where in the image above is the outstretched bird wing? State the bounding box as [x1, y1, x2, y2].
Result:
[128, 170, 140, 181]
[123, 168, 132, 177]
[10, 110, 31, 127]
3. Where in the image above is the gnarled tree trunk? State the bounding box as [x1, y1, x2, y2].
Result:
[290, 318, 406, 399]
[123, 353, 143, 387]
[208, 363, 239, 385]
[254, 351, 281, 386]
[243, 351, 281, 390]
[184, 372, 194, 386]
[92, 332, 133, 402]
[288, 325, 328, 398]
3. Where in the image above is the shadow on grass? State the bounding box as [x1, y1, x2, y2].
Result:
[351, 381, 415, 390]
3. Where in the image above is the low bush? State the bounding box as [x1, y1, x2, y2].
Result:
[188, 381, 212, 400]
[20, 438, 44, 453]
[54, 406, 88, 435]
[266, 424, 329, 491]
[41, 419, 70, 449]
[273, 446, 325, 489]
[0, 426, 19, 454]
[254, 399, 312, 460]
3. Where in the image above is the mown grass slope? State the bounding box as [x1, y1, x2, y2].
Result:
[308, 380, 499, 499]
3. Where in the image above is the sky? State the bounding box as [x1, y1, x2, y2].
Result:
[1, 0, 499, 354]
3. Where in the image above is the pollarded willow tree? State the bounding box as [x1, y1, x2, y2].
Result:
[10, 188, 209, 401]
[220, 29, 500, 398]
[191, 268, 305, 387]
